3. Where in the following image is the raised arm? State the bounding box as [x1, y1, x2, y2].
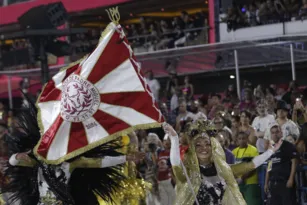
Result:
[163, 123, 187, 183]
[231, 139, 282, 177]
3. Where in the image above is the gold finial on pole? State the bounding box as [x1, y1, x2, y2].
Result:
[106, 7, 120, 24]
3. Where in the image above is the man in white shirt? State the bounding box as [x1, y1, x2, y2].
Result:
[264, 100, 300, 147]
[252, 100, 275, 153]
[146, 71, 160, 102]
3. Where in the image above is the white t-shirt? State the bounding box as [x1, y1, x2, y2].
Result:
[264, 119, 300, 141]
[252, 114, 275, 153]
[146, 78, 160, 102]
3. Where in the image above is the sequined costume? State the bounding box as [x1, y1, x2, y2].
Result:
[169, 120, 275, 205]
[98, 137, 151, 205]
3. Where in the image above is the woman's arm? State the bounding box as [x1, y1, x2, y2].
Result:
[231, 140, 282, 177]
[163, 123, 187, 183]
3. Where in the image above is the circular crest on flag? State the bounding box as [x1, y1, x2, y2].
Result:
[60, 74, 100, 122]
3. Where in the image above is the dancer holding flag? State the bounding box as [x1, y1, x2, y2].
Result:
[1, 7, 163, 205]
[162, 120, 282, 205]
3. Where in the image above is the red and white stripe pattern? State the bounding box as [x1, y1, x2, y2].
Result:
[35, 22, 163, 164]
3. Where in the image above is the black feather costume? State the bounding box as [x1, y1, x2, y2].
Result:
[1, 98, 126, 205]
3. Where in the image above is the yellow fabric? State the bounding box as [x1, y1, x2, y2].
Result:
[98, 138, 151, 205]
[232, 145, 259, 184]
[0, 194, 4, 205]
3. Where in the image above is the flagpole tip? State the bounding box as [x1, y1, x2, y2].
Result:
[106, 7, 120, 25]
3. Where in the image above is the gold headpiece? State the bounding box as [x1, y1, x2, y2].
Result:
[185, 119, 217, 140]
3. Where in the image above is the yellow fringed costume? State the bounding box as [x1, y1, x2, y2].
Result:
[98, 136, 151, 205]
[172, 121, 255, 205]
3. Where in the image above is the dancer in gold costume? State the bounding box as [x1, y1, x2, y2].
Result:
[162, 120, 282, 205]
[98, 134, 151, 205]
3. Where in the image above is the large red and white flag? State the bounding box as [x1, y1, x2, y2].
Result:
[34, 22, 164, 164]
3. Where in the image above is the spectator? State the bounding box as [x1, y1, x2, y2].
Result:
[180, 11, 190, 29]
[252, 100, 275, 153]
[233, 131, 261, 205]
[144, 133, 162, 205]
[231, 115, 241, 147]
[213, 113, 233, 147]
[299, 0, 307, 19]
[224, 7, 247, 31]
[265, 124, 298, 205]
[239, 111, 257, 146]
[156, 20, 173, 50]
[208, 93, 222, 119]
[275, 86, 286, 100]
[146, 70, 161, 102]
[225, 84, 238, 104]
[240, 89, 256, 113]
[292, 96, 307, 125]
[216, 133, 235, 164]
[266, 93, 277, 116]
[275, 100, 300, 139]
[296, 123, 307, 164]
[170, 88, 180, 113]
[166, 73, 179, 99]
[282, 80, 300, 105]
[157, 135, 175, 205]
[253, 85, 265, 100]
[246, 3, 260, 26]
[180, 76, 194, 101]
[175, 100, 195, 132]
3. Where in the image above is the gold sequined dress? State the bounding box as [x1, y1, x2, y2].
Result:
[98, 136, 151, 205]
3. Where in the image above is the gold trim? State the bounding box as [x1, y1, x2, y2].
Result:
[34, 122, 161, 165]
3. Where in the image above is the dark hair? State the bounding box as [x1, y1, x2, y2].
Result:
[211, 93, 222, 100]
[240, 110, 252, 119]
[237, 131, 248, 138]
[232, 115, 240, 122]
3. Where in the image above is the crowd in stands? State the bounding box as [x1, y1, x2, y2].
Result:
[71, 11, 207, 56]
[1, 72, 307, 204]
[223, 0, 307, 31]
[143, 71, 307, 204]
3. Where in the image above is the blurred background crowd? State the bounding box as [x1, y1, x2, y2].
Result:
[0, 0, 307, 204]
[1, 75, 307, 204]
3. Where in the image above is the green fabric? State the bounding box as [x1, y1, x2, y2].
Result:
[239, 184, 262, 205]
